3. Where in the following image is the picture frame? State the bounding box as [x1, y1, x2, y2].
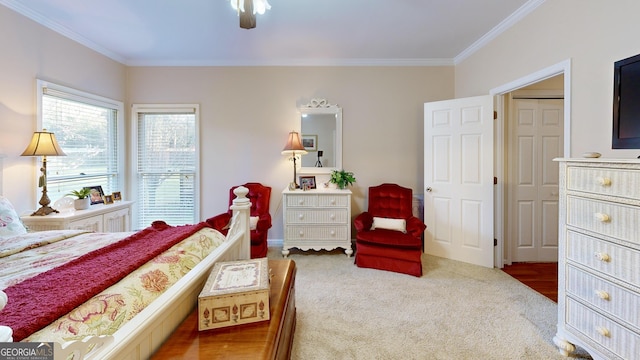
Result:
[86, 186, 105, 204]
[112, 191, 122, 201]
[301, 135, 317, 151]
[299, 176, 316, 190]
[103, 194, 114, 204]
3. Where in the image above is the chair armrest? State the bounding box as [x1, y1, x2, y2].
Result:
[206, 213, 232, 230]
[255, 213, 272, 232]
[354, 212, 374, 232]
[406, 216, 427, 238]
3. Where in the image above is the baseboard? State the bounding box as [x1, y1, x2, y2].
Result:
[268, 238, 284, 247]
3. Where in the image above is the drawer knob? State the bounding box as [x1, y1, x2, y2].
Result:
[595, 213, 610, 222]
[330, 199, 336, 204]
[298, 231, 304, 237]
[330, 230, 336, 236]
[298, 200, 304, 205]
[595, 252, 610, 262]
[298, 214, 304, 220]
[330, 214, 335, 220]
[595, 290, 610, 301]
[596, 326, 610, 337]
[596, 177, 612, 186]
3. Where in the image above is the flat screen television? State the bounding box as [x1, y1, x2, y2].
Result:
[612, 53, 640, 149]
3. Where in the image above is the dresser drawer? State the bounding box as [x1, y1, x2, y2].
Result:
[317, 195, 349, 207]
[285, 225, 349, 241]
[567, 265, 640, 329]
[567, 166, 640, 200]
[567, 196, 640, 245]
[566, 230, 640, 287]
[566, 298, 640, 360]
[285, 194, 318, 207]
[285, 209, 349, 225]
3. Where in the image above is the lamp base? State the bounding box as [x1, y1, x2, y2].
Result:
[31, 205, 59, 216]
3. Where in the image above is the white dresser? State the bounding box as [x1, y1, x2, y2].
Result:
[282, 188, 353, 257]
[554, 159, 640, 359]
[21, 200, 133, 232]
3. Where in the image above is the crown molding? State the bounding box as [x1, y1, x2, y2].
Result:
[126, 57, 455, 67]
[454, 0, 546, 65]
[0, 0, 126, 64]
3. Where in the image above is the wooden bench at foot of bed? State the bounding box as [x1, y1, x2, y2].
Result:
[151, 259, 297, 360]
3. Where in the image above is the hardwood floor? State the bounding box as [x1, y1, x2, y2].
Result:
[502, 262, 558, 302]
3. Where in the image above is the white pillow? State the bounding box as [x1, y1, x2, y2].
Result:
[0, 196, 28, 237]
[250, 216, 259, 230]
[371, 217, 406, 233]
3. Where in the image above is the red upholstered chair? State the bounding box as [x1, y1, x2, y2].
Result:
[354, 183, 426, 277]
[207, 182, 272, 258]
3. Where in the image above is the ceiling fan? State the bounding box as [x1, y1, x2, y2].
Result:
[229, 0, 271, 29]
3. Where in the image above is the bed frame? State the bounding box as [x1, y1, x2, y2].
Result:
[0, 185, 252, 360]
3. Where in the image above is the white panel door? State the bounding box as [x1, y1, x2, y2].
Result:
[424, 95, 494, 268]
[509, 99, 563, 262]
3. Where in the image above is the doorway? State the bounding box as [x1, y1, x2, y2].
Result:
[491, 59, 571, 268]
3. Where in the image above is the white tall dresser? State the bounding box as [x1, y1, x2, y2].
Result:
[554, 159, 640, 359]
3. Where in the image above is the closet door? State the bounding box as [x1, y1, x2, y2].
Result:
[509, 98, 563, 262]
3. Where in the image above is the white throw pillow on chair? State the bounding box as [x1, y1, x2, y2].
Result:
[371, 217, 406, 233]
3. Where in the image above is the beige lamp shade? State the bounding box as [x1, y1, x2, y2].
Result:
[21, 131, 66, 157]
[281, 131, 307, 156]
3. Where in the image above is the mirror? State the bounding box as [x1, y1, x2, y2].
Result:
[298, 99, 342, 174]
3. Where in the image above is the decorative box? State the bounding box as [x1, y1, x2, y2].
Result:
[198, 258, 270, 330]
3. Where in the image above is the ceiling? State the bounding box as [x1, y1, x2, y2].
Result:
[1, 0, 542, 66]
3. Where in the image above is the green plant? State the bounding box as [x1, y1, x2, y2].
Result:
[330, 169, 356, 189]
[67, 187, 92, 199]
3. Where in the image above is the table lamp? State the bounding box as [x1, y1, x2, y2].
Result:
[21, 130, 66, 216]
[281, 131, 307, 189]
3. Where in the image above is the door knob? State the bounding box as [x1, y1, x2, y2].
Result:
[426, 187, 433, 192]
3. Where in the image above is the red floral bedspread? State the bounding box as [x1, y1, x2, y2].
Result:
[24, 227, 225, 344]
[0, 226, 225, 343]
[1, 230, 132, 289]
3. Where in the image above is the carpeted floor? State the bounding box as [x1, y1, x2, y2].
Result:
[268, 246, 592, 360]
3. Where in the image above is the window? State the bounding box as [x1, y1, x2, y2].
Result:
[38, 80, 124, 202]
[132, 104, 199, 229]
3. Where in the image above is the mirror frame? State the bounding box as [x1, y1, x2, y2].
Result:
[298, 99, 342, 174]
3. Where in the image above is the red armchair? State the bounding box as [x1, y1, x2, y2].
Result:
[207, 182, 272, 258]
[354, 183, 426, 277]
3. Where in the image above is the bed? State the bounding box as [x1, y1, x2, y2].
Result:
[0, 184, 252, 360]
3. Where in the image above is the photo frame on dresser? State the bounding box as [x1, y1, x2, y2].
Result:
[299, 176, 316, 190]
[86, 185, 105, 204]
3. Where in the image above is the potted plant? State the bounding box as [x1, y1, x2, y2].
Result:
[329, 169, 356, 189]
[67, 187, 92, 210]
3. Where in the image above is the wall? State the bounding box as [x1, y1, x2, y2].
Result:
[455, 0, 640, 159]
[0, 5, 126, 213]
[126, 66, 454, 238]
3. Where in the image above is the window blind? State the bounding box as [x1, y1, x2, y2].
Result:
[136, 110, 198, 228]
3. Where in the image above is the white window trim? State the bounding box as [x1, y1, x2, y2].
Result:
[130, 104, 200, 228]
[36, 79, 125, 199]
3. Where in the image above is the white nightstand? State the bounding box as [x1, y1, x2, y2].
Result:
[21, 200, 133, 232]
[282, 188, 352, 257]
